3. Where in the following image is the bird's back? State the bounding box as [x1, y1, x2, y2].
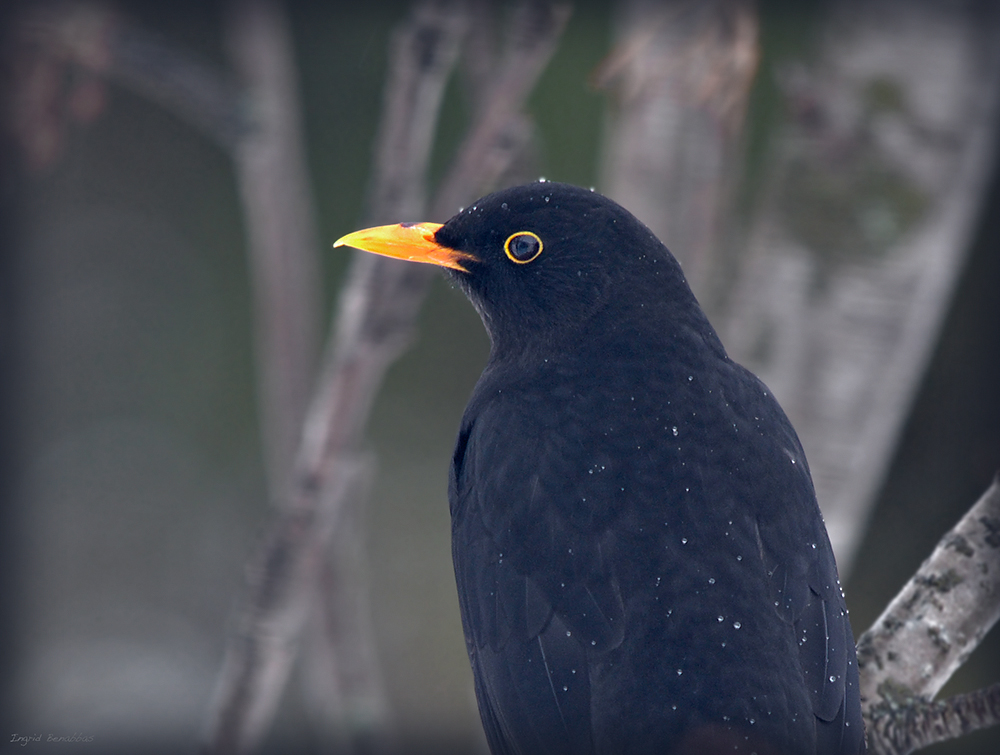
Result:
[450, 328, 864, 755]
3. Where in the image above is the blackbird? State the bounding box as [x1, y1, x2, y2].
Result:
[335, 181, 865, 755]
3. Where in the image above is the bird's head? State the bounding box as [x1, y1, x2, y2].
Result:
[335, 181, 705, 358]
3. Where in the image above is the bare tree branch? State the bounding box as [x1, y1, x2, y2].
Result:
[299, 454, 386, 752]
[295, 2, 570, 749]
[224, 0, 322, 501]
[201, 4, 467, 752]
[203, 2, 570, 752]
[858, 476, 1000, 753]
[864, 682, 1000, 755]
[297, 2, 470, 749]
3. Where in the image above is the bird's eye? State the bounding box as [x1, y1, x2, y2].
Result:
[504, 231, 543, 264]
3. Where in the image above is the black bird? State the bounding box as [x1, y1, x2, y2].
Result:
[335, 182, 865, 755]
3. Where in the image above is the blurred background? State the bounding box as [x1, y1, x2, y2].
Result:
[1, 1, 999, 754]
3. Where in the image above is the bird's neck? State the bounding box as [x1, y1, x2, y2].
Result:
[485, 300, 728, 384]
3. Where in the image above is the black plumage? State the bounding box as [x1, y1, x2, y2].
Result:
[336, 181, 865, 755]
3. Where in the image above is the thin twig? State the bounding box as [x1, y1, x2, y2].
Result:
[858, 476, 1000, 754]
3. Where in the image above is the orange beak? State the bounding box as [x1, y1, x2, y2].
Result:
[333, 222, 476, 272]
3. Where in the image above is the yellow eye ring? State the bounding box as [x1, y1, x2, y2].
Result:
[504, 231, 543, 264]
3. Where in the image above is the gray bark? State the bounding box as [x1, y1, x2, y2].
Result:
[857, 478, 1000, 753]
